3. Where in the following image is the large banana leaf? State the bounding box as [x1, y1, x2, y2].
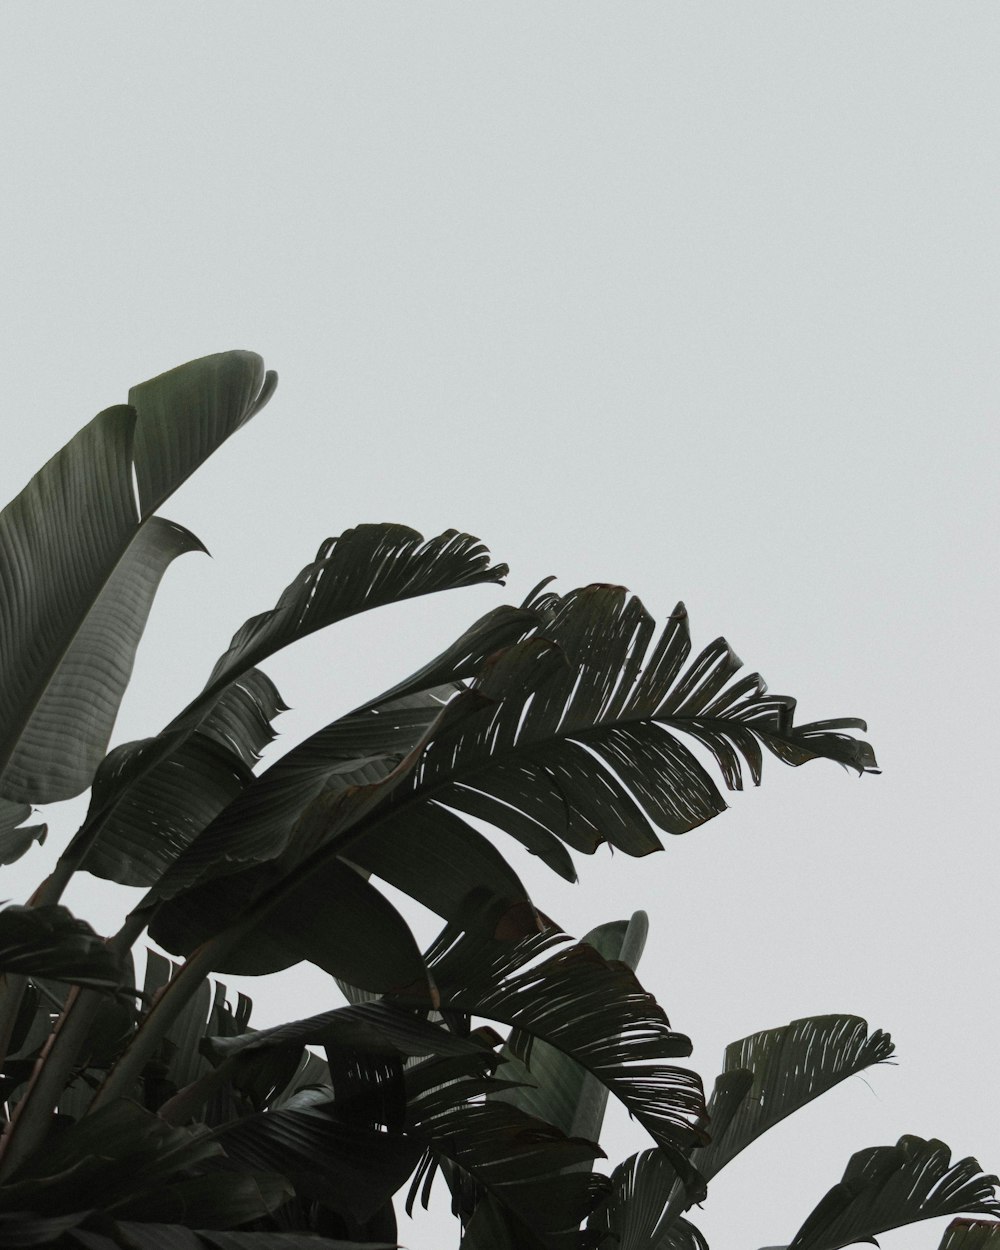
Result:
[779, 1136, 1000, 1250]
[492, 911, 648, 1147]
[694, 1016, 895, 1182]
[411, 913, 706, 1188]
[79, 670, 286, 886]
[403, 1060, 607, 1250]
[589, 1150, 708, 1250]
[212, 1102, 422, 1224]
[147, 585, 875, 994]
[407, 586, 877, 865]
[70, 524, 507, 885]
[148, 600, 539, 899]
[0, 352, 274, 804]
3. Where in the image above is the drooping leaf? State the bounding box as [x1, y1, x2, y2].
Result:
[781, 1136, 1000, 1250]
[494, 911, 649, 1147]
[404, 1058, 608, 1249]
[0, 800, 46, 866]
[389, 587, 877, 878]
[589, 1149, 708, 1250]
[155, 855, 429, 992]
[410, 914, 706, 1188]
[695, 1016, 895, 1182]
[70, 524, 506, 885]
[0, 905, 123, 990]
[0, 352, 274, 804]
[78, 670, 286, 886]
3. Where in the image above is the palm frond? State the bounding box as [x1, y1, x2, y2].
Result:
[938, 1220, 1000, 1250]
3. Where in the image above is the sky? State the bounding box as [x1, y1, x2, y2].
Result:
[1, 4, 998, 1247]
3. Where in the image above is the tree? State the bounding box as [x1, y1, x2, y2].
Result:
[0, 351, 994, 1248]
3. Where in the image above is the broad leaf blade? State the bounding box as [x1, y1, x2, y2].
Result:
[130, 350, 275, 518]
[78, 669, 286, 886]
[494, 911, 648, 1147]
[415, 917, 706, 1186]
[782, 1136, 1000, 1250]
[695, 1015, 895, 1181]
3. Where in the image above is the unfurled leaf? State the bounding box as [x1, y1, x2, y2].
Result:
[391, 586, 877, 877]
[781, 1136, 1000, 1250]
[696, 1016, 895, 1181]
[0, 352, 273, 805]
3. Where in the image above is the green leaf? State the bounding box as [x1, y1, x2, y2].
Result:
[589, 1149, 708, 1250]
[72, 524, 506, 884]
[154, 855, 429, 993]
[129, 351, 276, 518]
[203, 1000, 494, 1067]
[404, 1060, 608, 1249]
[493, 911, 648, 1147]
[413, 915, 706, 1186]
[0, 1099, 222, 1213]
[0, 904, 123, 990]
[0, 800, 46, 866]
[0, 352, 274, 804]
[395, 587, 877, 876]
[189, 525, 507, 723]
[695, 1016, 895, 1182]
[78, 669, 286, 886]
[938, 1221, 1000, 1250]
[782, 1136, 1000, 1250]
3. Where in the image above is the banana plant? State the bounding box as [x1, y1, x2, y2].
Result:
[0, 351, 993, 1247]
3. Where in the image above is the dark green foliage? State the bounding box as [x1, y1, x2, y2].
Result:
[0, 351, 990, 1249]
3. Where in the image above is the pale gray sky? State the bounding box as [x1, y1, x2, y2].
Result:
[1, 5, 997, 1248]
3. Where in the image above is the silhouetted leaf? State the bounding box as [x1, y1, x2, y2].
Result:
[781, 1136, 1000, 1250]
[696, 1016, 895, 1181]
[590, 1149, 708, 1250]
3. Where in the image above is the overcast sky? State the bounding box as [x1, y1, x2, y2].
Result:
[1, 5, 998, 1248]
